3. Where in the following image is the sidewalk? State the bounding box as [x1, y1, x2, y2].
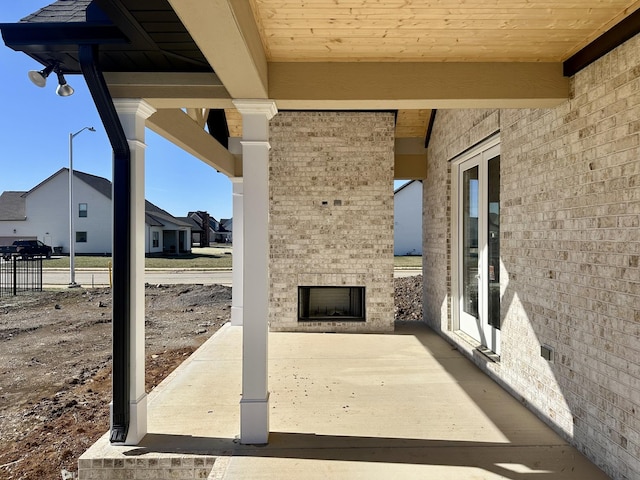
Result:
[79, 322, 608, 479]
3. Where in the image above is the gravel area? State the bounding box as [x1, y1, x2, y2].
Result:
[394, 274, 423, 321]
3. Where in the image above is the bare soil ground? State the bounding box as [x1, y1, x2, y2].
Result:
[0, 284, 231, 480]
[0, 276, 422, 480]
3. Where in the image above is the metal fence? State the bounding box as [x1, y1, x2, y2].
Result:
[0, 256, 43, 297]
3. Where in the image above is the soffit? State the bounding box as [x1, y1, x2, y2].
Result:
[0, 0, 213, 74]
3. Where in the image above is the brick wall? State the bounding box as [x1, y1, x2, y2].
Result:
[424, 34, 640, 480]
[269, 111, 395, 332]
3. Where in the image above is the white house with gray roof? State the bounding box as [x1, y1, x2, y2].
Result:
[0, 168, 191, 255]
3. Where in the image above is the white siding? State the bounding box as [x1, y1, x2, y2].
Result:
[24, 171, 112, 254]
[0, 224, 29, 244]
[394, 180, 423, 255]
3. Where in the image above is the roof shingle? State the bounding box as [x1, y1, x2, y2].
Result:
[0, 191, 27, 221]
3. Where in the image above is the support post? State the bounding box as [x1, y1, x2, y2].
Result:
[112, 98, 156, 445]
[231, 177, 244, 326]
[233, 99, 277, 444]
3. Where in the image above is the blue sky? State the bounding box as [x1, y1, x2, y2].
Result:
[0, 1, 233, 221]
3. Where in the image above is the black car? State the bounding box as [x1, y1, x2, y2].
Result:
[12, 240, 52, 259]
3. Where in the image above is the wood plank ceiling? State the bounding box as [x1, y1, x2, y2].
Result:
[245, 0, 639, 139]
[248, 0, 639, 62]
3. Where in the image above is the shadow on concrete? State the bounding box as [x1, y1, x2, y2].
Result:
[125, 431, 579, 480]
[393, 320, 610, 479]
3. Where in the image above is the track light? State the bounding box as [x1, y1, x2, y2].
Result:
[27, 63, 74, 96]
[55, 70, 74, 97]
[28, 64, 54, 87]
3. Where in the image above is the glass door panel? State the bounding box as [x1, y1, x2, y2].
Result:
[463, 166, 479, 319]
[459, 163, 481, 343]
[487, 156, 501, 331]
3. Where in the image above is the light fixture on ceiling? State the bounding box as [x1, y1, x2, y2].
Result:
[55, 70, 74, 96]
[27, 64, 54, 87]
[27, 63, 74, 96]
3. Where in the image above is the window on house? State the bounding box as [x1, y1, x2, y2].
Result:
[152, 231, 159, 248]
[79, 203, 88, 217]
[76, 231, 87, 243]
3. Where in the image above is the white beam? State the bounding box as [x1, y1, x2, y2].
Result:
[105, 72, 231, 108]
[146, 109, 237, 177]
[104, 62, 568, 110]
[167, 0, 268, 99]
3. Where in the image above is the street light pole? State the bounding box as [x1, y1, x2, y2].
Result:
[69, 126, 95, 287]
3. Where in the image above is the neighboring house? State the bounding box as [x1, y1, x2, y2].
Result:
[393, 180, 422, 256]
[177, 215, 204, 245]
[0, 168, 191, 255]
[219, 218, 232, 243]
[186, 211, 232, 245]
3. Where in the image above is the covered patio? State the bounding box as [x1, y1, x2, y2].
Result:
[79, 322, 608, 479]
[2, 1, 638, 478]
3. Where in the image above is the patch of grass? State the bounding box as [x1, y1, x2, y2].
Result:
[146, 253, 232, 269]
[394, 255, 422, 268]
[44, 249, 418, 270]
[44, 256, 112, 269]
[43, 247, 232, 269]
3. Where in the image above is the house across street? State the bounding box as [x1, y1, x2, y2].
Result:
[0, 168, 193, 256]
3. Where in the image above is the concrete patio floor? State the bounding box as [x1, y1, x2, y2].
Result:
[79, 322, 609, 479]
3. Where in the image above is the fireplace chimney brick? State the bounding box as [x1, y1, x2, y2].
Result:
[269, 111, 395, 333]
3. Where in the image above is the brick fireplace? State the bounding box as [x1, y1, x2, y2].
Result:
[269, 111, 395, 333]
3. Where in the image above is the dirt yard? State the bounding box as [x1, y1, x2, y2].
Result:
[0, 284, 231, 479]
[0, 276, 422, 479]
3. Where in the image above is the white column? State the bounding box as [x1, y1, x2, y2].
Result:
[231, 177, 244, 326]
[113, 98, 156, 445]
[233, 99, 277, 444]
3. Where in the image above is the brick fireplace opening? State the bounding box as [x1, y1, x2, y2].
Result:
[298, 286, 365, 322]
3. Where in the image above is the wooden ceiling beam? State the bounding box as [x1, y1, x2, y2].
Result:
[269, 62, 569, 109]
[146, 109, 238, 177]
[395, 137, 427, 180]
[167, 0, 268, 99]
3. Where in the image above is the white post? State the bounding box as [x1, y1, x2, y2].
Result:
[231, 176, 244, 326]
[113, 98, 156, 445]
[233, 99, 277, 444]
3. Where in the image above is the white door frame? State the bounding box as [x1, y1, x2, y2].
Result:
[451, 134, 501, 354]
